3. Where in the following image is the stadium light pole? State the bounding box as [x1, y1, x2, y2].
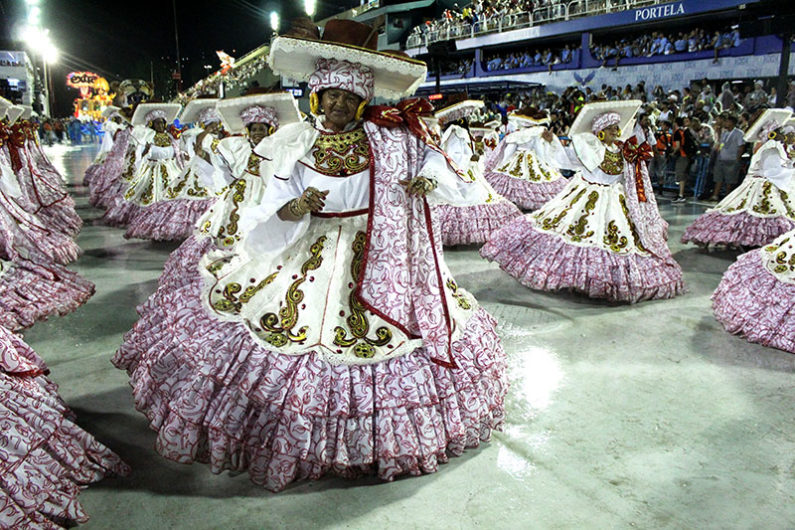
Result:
[304, 0, 316, 20]
[270, 11, 280, 33]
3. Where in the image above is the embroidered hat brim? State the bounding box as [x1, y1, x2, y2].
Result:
[216, 92, 302, 134]
[131, 103, 182, 127]
[569, 100, 642, 138]
[743, 108, 793, 143]
[268, 36, 427, 101]
[101, 105, 121, 119]
[180, 99, 219, 125]
[435, 100, 485, 125]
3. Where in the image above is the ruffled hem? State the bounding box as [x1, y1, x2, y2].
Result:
[124, 199, 213, 241]
[483, 171, 568, 210]
[0, 260, 95, 332]
[0, 330, 129, 529]
[681, 211, 795, 248]
[481, 215, 685, 303]
[434, 200, 522, 246]
[712, 251, 795, 353]
[100, 197, 140, 228]
[37, 204, 83, 238]
[113, 272, 507, 492]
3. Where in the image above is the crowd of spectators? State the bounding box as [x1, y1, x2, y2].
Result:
[182, 55, 269, 100]
[473, 78, 795, 200]
[483, 44, 574, 72]
[591, 26, 742, 69]
[409, 0, 572, 46]
[407, 0, 649, 47]
[0, 59, 23, 67]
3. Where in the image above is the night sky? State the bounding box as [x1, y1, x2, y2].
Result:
[0, 0, 359, 115]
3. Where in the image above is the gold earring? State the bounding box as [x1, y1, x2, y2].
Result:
[769, 131, 777, 140]
[597, 130, 606, 141]
[268, 125, 275, 135]
[310, 92, 320, 115]
[355, 100, 368, 121]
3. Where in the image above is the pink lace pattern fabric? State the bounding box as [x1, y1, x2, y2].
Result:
[88, 130, 132, 209]
[681, 211, 795, 248]
[483, 171, 567, 211]
[0, 259, 94, 332]
[433, 200, 522, 246]
[481, 214, 685, 303]
[113, 267, 506, 491]
[712, 250, 795, 353]
[0, 326, 129, 528]
[124, 199, 213, 242]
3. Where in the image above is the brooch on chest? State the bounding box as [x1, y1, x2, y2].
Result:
[153, 132, 172, 147]
[310, 129, 371, 177]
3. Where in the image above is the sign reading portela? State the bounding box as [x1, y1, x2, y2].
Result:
[634, 2, 685, 21]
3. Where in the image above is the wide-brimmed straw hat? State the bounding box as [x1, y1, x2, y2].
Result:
[216, 92, 301, 134]
[268, 19, 427, 101]
[180, 98, 221, 125]
[101, 105, 121, 119]
[434, 100, 485, 126]
[744, 108, 793, 142]
[131, 103, 182, 127]
[569, 100, 641, 137]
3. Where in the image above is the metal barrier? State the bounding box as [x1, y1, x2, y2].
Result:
[406, 0, 666, 49]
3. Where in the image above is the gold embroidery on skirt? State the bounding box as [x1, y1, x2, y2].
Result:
[538, 187, 585, 231]
[246, 152, 261, 176]
[333, 231, 392, 358]
[752, 181, 776, 215]
[259, 235, 327, 347]
[618, 194, 647, 252]
[216, 179, 247, 246]
[565, 190, 599, 241]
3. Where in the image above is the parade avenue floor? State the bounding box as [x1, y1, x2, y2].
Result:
[22, 144, 795, 529]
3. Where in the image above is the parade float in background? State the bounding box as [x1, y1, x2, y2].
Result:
[66, 70, 113, 120]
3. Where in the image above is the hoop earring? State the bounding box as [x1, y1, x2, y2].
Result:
[268, 125, 275, 136]
[355, 100, 368, 121]
[309, 92, 320, 115]
[768, 130, 778, 140]
[597, 130, 606, 141]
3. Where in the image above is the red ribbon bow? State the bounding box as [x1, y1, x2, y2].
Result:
[365, 98, 466, 179]
[622, 136, 653, 203]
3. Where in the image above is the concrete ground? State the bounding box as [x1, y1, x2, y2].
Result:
[21, 144, 795, 529]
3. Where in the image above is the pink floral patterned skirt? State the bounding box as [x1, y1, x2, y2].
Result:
[113, 266, 507, 492]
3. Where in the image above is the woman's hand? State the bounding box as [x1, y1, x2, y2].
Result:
[277, 187, 330, 221]
[399, 176, 437, 197]
[541, 128, 554, 142]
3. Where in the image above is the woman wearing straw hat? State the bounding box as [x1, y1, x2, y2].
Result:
[482, 100, 684, 303]
[682, 109, 795, 249]
[483, 107, 574, 211]
[101, 103, 183, 229]
[122, 100, 222, 241]
[113, 18, 506, 491]
[431, 99, 521, 246]
[154, 91, 302, 296]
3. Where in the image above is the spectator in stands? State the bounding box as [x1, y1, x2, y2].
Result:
[672, 116, 694, 202]
[744, 81, 768, 113]
[652, 119, 672, 187]
[709, 113, 745, 201]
